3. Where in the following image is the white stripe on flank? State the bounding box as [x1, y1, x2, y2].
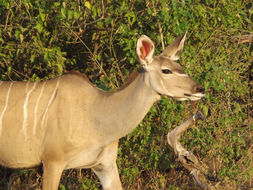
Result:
[0, 82, 14, 135]
[41, 78, 60, 128]
[33, 82, 46, 134]
[22, 82, 37, 139]
[25, 82, 30, 93]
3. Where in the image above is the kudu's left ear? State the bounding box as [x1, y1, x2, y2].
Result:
[136, 35, 154, 71]
[162, 33, 187, 61]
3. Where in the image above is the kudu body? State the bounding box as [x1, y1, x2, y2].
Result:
[0, 34, 204, 189]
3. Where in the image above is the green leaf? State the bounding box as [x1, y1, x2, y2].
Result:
[203, 105, 209, 116]
[67, 10, 73, 20]
[30, 54, 35, 63]
[20, 34, 24, 43]
[61, 8, 66, 18]
[85, 1, 91, 9]
[39, 11, 46, 22]
[14, 30, 20, 40]
[74, 11, 80, 19]
[35, 22, 43, 33]
[60, 184, 66, 190]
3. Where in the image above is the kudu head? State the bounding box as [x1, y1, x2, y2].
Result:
[136, 34, 205, 101]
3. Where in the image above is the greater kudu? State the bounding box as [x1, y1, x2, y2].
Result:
[0, 34, 205, 189]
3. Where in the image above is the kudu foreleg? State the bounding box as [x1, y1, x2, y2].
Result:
[167, 111, 210, 189]
[42, 160, 65, 190]
[92, 140, 123, 190]
[93, 162, 122, 190]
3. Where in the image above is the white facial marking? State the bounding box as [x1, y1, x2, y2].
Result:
[192, 93, 205, 98]
[161, 66, 170, 70]
[174, 72, 188, 77]
[186, 93, 205, 101]
[161, 55, 171, 60]
[189, 96, 202, 101]
[160, 79, 174, 97]
[33, 81, 46, 134]
[22, 82, 37, 139]
[0, 82, 14, 135]
[41, 78, 60, 128]
[178, 97, 188, 101]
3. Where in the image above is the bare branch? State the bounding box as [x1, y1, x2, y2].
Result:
[167, 111, 211, 189]
[236, 34, 253, 44]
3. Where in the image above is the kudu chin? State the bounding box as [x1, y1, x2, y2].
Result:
[0, 33, 204, 189]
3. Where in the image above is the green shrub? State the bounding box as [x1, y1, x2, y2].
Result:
[0, 0, 252, 189]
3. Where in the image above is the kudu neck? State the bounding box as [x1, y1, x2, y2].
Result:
[96, 71, 160, 143]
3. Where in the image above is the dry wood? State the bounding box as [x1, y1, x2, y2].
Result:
[167, 111, 212, 189]
[234, 34, 253, 44]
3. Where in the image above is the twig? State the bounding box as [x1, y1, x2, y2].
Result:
[85, 0, 105, 26]
[234, 34, 253, 44]
[63, 23, 117, 89]
[167, 111, 213, 189]
[4, 5, 14, 30]
[151, 0, 164, 50]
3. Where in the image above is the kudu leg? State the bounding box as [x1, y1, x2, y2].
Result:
[93, 162, 122, 190]
[42, 161, 65, 190]
[167, 111, 210, 189]
[92, 140, 123, 190]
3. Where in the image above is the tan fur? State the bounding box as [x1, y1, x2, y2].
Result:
[0, 35, 204, 190]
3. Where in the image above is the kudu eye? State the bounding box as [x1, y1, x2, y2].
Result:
[161, 69, 172, 74]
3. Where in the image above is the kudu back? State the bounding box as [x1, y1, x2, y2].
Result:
[0, 34, 204, 190]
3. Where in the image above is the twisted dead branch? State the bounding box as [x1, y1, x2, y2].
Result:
[167, 111, 212, 189]
[234, 34, 253, 44]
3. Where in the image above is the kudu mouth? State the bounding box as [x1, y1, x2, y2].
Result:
[180, 84, 205, 101]
[168, 93, 205, 101]
[165, 86, 205, 101]
[164, 84, 205, 101]
[182, 93, 205, 101]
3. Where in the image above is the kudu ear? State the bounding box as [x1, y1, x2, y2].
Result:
[162, 33, 187, 61]
[136, 35, 154, 71]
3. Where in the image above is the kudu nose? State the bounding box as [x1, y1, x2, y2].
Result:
[194, 85, 205, 94]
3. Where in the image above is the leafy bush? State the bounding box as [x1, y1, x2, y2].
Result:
[0, 0, 252, 189]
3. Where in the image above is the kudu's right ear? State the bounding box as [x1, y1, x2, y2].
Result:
[162, 33, 186, 61]
[136, 35, 154, 71]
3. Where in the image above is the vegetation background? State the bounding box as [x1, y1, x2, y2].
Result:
[0, 0, 252, 189]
